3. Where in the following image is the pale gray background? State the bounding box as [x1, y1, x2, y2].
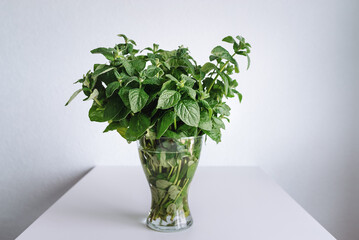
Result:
[0, 0, 357, 239]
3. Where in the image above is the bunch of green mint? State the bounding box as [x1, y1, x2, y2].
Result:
[66, 34, 251, 143]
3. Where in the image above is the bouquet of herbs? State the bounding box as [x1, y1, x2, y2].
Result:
[66, 34, 251, 143]
[66, 34, 251, 228]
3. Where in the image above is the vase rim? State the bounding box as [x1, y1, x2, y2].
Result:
[140, 135, 204, 141]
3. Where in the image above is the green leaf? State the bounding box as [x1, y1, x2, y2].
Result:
[153, 43, 159, 52]
[142, 77, 161, 85]
[157, 90, 181, 109]
[163, 130, 187, 138]
[87, 89, 99, 101]
[156, 179, 172, 189]
[93, 65, 115, 79]
[129, 39, 137, 46]
[203, 128, 221, 143]
[211, 46, 238, 71]
[90, 47, 114, 61]
[125, 113, 150, 140]
[209, 55, 219, 61]
[121, 59, 134, 76]
[118, 87, 130, 107]
[167, 203, 177, 214]
[129, 88, 149, 113]
[222, 36, 235, 43]
[218, 71, 229, 95]
[201, 62, 217, 74]
[159, 152, 171, 168]
[96, 68, 117, 85]
[105, 82, 120, 98]
[212, 116, 225, 129]
[103, 100, 123, 121]
[232, 89, 243, 102]
[103, 119, 128, 133]
[157, 111, 176, 138]
[245, 53, 251, 70]
[168, 185, 180, 200]
[114, 69, 122, 80]
[183, 58, 195, 74]
[181, 74, 196, 87]
[180, 86, 196, 100]
[165, 74, 179, 82]
[130, 59, 146, 72]
[65, 89, 82, 106]
[213, 103, 231, 116]
[177, 124, 197, 137]
[198, 111, 212, 131]
[160, 80, 177, 91]
[124, 76, 139, 87]
[113, 107, 131, 121]
[211, 46, 232, 60]
[236, 35, 245, 43]
[122, 43, 134, 54]
[145, 65, 162, 77]
[117, 127, 127, 138]
[117, 34, 128, 43]
[88, 102, 105, 122]
[175, 100, 200, 127]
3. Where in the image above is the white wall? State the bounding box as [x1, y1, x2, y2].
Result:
[0, 0, 357, 239]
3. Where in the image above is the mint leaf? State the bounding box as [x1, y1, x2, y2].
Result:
[142, 77, 161, 85]
[165, 74, 179, 82]
[232, 89, 243, 102]
[157, 90, 181, 109]
[160, 80, 177, 91]
[118, 87, 130, 107]
[105, 81, 120, 98]
[156, 179, 172, 189]
[175, 100, 200, 127]
[129, 88, 149, 113]
[180, 86, 196, 100]
[168, 185, 180, 200]
[125, 113, 150, 140]
[222, 36, 235, 44]
[156, 111, 175, 138]
[203, 128, 221, 143]
[65, 89, 82, 106]
[90, 47, 114, 61]
[92, 65, 114, 79]
[198, 111, 212, 131]
[103, 119, 128, 133]
[177, 124, 197, 137]
[88, 102, 105, 122]
[121, 59, 134, 76]
[213, 103, 231, 116]
[212, 116, 225, 129]
[181, 74, 196, 87]
[201, 62, 217, 74]
[103, 100, 123, 121]
[211, 46, 238, 70]
[130, 59, 146, 72]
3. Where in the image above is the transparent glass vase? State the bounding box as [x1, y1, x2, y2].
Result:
[137, 135, 203, 232]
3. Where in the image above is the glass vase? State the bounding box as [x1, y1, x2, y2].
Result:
[137, 135, 203, 232]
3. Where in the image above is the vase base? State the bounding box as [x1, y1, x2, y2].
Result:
[146, 215, 193, 232]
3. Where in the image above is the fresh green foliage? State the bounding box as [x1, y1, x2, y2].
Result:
[66, 34, 251, 143]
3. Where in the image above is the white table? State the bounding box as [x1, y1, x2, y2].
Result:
[17, 166, 336, 240]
